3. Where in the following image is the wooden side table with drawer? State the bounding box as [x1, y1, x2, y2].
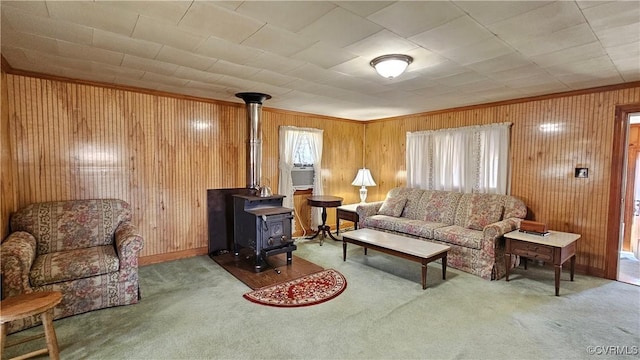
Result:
[336, 204, 360, 236]
[504, 230, 580, 296]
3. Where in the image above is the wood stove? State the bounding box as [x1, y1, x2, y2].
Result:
[207, 92, 296, 272]
[232, 194, 296, 272]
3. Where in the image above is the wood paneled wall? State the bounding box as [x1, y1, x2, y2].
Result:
[293, 189, 313, 236]
[365, 86, 640, 277]
[1, 71, 17, 240]
[2, 74, 363, 263]
[4, 70, 640, 277]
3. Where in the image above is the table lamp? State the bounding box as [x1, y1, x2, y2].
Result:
[351, 168, 376, 203]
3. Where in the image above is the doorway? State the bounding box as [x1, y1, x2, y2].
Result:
[620, 112, 640, 286]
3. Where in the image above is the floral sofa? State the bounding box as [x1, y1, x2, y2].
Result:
[1, 199, 143, 334]
[356, 187, 526, 280]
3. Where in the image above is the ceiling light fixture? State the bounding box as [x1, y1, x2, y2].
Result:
[370, 54, 413, 79]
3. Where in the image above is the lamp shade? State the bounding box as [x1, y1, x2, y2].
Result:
[370, 54, 413, 79]
[351, 168, 376, 187]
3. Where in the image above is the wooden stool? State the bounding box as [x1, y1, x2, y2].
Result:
[1, 291, 62, 360]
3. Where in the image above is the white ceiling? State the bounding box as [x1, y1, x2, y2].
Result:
[1, 1, 639, 120]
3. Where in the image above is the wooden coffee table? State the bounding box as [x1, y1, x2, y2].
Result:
[342, 228, 450, 289]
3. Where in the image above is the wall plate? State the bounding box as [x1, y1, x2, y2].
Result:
[575, 168, 588, 178]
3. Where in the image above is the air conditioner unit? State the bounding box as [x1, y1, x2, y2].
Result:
[291, 166, 314, 190]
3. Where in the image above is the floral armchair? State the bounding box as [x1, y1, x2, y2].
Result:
[1, 199, 143, 334]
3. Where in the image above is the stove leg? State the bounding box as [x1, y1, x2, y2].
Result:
[254, 250, 265, 272]
[287, 251, 293, 265]
[259, 251, 280, 274]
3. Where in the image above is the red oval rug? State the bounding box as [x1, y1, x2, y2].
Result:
[243, 269, 347, 307]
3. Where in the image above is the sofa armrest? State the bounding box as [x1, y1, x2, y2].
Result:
[480, 218, 522, 279]
[483, 218, 520, 239]
[356, 201, 384, 228]
[115, 222, 144, 270]
[0, 231, 37, 297]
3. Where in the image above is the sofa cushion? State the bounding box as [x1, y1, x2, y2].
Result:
[401, 188, 430, 220]
[454, 193, 505, 228]
[423, 191, 462, 225]
[30, 245, 120, 287]
[11, 199, 132, 254]
[397, 219, 449, 239]
[465, 197, 504, 231]
[364, 216, 448, 238]
[378, 197, 407, 217]
[363, 215, 402, 232]
[433, 225, 483, 250]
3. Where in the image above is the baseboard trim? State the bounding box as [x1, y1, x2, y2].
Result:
[140, 247, 208, 266]
[576, 264, 605, 278]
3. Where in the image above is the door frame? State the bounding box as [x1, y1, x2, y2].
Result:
[622, 146, 639, 252]
[606, 104, 640, 279]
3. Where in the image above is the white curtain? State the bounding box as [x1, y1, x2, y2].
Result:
[278, 126, 324, 233]
[406, 122, 512, 194]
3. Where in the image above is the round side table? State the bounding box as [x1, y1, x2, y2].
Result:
[306, 195, 343, 245]
[0, 291, 63, 360]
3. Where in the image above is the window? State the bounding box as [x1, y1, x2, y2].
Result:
[406, 122, 511, 194]
[293, 134, 314, 166]
[278, 126, 324, 231]
[292, 133, 315, 189]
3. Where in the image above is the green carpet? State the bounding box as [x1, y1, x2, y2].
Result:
[4, 237, 639, 359]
